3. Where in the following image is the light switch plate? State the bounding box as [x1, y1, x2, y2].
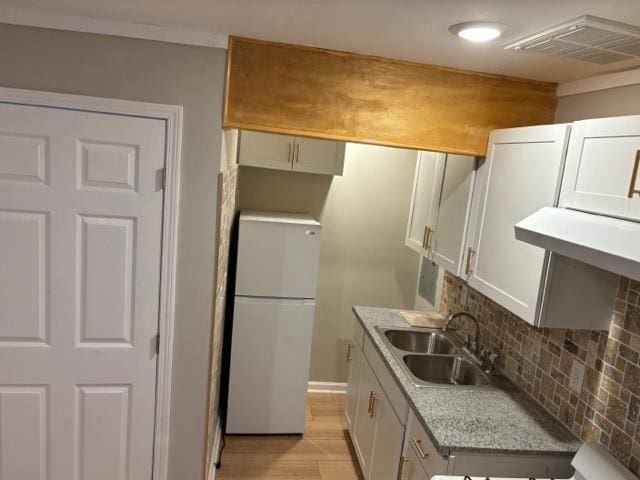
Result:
[569, 359, 586, 394]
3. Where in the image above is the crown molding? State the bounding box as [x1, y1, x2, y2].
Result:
[0, 6, 228, 48]
[557, 68, 640, 97]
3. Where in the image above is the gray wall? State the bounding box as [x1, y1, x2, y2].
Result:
[0, 23, 226, 480]
[239, 143, 420, 382]
[556, 83, 640, 122]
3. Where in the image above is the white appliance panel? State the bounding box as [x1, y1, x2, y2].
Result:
[235, 215, 322, 298]
[226, 296, 315, 434]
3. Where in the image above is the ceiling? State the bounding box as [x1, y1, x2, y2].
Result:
[2, 0, 640, 83]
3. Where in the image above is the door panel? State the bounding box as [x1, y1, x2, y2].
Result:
[0, 102, 165, 480]
[76, 385, 130, 480]
[369, 391, 404, 480]
[293, 136, 344, 175]
[406, 151, 444, 255]
[78, 216, 134, 345]
[467, 125, 570, 325]
[352, 357, 378, 477]
[345, 342, 362, 430]
[238, 130, 293, 170]
[0, 386, 48, 480]
[560, 116, 640, 220]
[0, 210, 48, 345]
[432, 154, 475, 275]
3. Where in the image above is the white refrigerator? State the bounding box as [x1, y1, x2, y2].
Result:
[226, 211, 322, 434]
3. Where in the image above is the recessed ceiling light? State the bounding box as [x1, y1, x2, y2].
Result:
[449, 22, 507, 42]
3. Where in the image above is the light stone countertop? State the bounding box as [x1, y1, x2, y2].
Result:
[352, 305, 582, 457]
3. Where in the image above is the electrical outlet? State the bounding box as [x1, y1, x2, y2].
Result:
[569, 359, 586, 394]
[460, 284, 469, 306]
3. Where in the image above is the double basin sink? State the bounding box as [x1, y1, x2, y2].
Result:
[376, 327, 492, 388]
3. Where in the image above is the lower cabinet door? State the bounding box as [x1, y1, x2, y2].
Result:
[403, 446, 431, 480]
[352, 358, 379, 477]
[369, 391, 405, 480]
[344, 343, 362, 430]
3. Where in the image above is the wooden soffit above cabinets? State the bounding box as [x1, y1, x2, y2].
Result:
[223, 37, 557, 156]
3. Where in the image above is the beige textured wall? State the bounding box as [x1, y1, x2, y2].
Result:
[206, 130, 238, 480]
[556, 83, 640, 122]
[239, 142, 420, 382]
[0, 23, 226, 480]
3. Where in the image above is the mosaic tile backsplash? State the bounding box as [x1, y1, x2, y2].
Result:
[440, 272, 640, 476]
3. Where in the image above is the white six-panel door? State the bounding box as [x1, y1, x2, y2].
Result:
[0, 102, 165, 480]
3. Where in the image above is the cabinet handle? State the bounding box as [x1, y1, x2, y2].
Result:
[346, 343, 354, 362]
[425, 227, 433, 250]
[397, 456, 408, 480]
[288, 142, 292, 164]
[422, 225, 429, 249]
[369, 392, 378, 418]
[465, 247, 476, 275]
[411, 437, 428, 459]
[295, 143, 301, 163]
[628, 150, 640, 198]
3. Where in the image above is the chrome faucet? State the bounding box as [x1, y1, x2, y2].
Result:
[443, 311, 480, 356]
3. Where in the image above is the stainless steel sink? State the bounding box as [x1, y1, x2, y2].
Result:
[403, 354, 491, 387]
[375, 326, 498, 389]
[384, 330, 457, 355]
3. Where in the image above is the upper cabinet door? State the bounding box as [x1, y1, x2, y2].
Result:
[466, 125, 571, 325]
[560, 116, 640, 221]
[431, 154, 476, 275]
[238, 130, 294, 171]
[405, 151, 445, 255]
[293, 136, 345, 175]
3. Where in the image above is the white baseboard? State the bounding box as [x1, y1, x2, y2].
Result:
[308, 381, 347, 394]
[206, 417, 223, 480]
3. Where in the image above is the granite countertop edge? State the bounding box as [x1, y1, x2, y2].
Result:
[351, 305, 582, 458]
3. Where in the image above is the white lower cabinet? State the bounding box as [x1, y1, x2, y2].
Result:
[347, 329, 408, 479]
[344, 341, 362, 431]
[369, 389, 405, 480]
[351, 356, 381, 476]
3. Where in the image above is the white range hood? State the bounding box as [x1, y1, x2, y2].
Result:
[515, 207, 640, 281]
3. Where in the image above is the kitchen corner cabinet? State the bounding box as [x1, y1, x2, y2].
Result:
[560, 115, 640, 221]
[464, 125, 618, 329]
[406, 151, 476, 276]
[237, 130, 345, 175]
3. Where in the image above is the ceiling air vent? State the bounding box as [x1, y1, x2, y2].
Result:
[505, 16, 640, 64]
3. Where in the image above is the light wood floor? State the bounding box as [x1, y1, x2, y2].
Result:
[217, 393, 363, 479]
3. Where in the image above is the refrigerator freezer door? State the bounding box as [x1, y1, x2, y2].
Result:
[235, 215, 322, 298]
[226, 296, 315, 434]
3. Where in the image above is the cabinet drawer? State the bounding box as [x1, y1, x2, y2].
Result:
[363, 335, 408, 424]
[407, 409, 448, 477]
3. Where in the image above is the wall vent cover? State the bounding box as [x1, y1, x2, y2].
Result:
[505, 16, 640, 64]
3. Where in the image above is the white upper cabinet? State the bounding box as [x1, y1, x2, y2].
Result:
[405, 151, 444, 255]
[465, 125, 619, 329]
[237, 130, 345, 175]
[406, 151, 476, 276]
[560, 115, 640, 221]
[238, 130, 294, 170]
[294, 136, 345, 175]
[431, 154, 476, 275]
